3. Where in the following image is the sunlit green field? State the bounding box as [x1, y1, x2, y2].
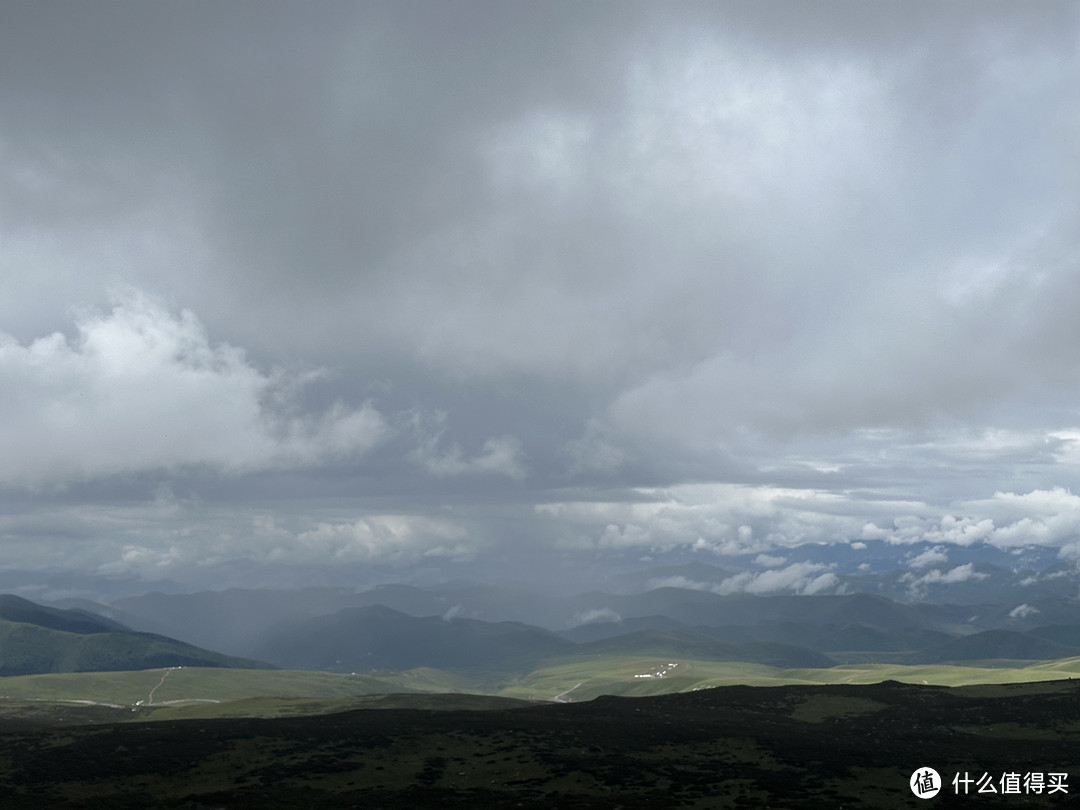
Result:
[3, 655, 1080, 721]
[498, 655, 1080, 701]
[0, 666, 469, 707]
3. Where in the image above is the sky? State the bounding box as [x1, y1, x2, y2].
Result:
[2, 1, 1080, 593]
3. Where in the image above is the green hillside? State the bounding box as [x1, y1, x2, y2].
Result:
[0, 666, 484, 708]
[0, 619, 269, 676]
[0, 594, 272, 676]
[496, 655, 1080, 701]
[0, 595, 128, 634]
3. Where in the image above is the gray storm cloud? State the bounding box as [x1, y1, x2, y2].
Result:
[1, 2, 1080, 578]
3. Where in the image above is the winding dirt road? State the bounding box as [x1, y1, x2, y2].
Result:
[146, 668, 174, 706]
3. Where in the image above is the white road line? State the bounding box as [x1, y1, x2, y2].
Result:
[146, 668, 173, 706]
[553, 682, 583, 703]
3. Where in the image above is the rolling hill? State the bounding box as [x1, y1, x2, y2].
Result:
[0, 594, 130, 634]
[0, 594, 271, 676]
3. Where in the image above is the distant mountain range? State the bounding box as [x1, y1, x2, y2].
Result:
[98, 581, 1080, 661]
[6, 539, 1074, 679]
[8, 580, 1080, 680]
[38, 587, 1074, 677]
[248, 605, 838, 673]
[252, 605, 571, 674]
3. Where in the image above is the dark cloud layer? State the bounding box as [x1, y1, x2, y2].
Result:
[1, 2, 1079, 584]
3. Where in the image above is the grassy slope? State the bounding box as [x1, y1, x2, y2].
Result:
[0, 619, 267, 676]
[5, 654, 1080, 717]
[0, 666, 476, 706]
[497, 655, 1080, 701]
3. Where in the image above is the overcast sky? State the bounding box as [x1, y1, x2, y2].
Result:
[2, 1, 1080, 590]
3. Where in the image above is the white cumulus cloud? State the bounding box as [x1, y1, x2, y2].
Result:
[408, 410, 527, 480]
[908, 546, 949, 569]
[569, 607, 622, 627]
[716, 562, 838, 596]
[0, 291, 388, 485]
[1008, 603, 1040, 620]
[646, 576, 714, 592]
[903, 562, 989, 598]
[287, 515, 472, 565]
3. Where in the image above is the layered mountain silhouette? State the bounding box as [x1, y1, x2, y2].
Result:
[910, 629, 1080, 663]
[0, 594, 130, 634]
[64, 571, 1080, 675]
[569, 629, 835, 668]
[250, 605, 836, 672]
[0, 594, 270, 676]
[252, 605, 572, 673]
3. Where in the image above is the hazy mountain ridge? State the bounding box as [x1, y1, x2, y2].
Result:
[30, 540, 1078, 679]
[249, 607, 839, 674]
[568, 630, 836, 668]
[690, 621, 956, 653]
[220, 600, 1080, 675]
[911, 629, 1080, 664]
[0, 595, 272, 676]
[0, 594, 129, 635]
[251, 605, 573, 674]
[559, 614, 691, 642]
[95, 575, 1080, 667]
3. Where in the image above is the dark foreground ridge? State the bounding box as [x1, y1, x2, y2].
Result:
[3, 679, 1080, 808]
